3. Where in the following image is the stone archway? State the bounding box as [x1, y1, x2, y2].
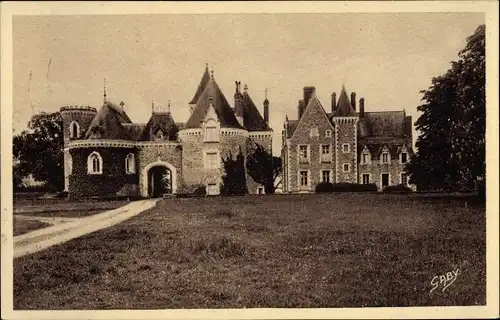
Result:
[141, 160, 177, 197]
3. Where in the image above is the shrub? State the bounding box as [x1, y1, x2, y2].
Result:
[192, 185, 207, 196]
[315, 182, 377, 193]
[383, 184, 413, 194]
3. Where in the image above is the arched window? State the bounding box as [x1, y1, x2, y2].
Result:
[69, 121, 80, 139]
[87, 151, 103, 174]
[204, 119, 219, 142]
[125, 153, 135, 174]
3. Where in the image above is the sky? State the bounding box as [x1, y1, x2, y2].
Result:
[13, 13, 484, 155]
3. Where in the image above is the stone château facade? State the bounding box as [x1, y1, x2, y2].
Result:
[281, 85, 414, 192]
[61, 66, 273, 198]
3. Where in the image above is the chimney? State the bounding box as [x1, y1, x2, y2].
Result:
[331, 92, 337, 113]
[298, 100, 305, 120]
[350, 92, 356, 111]
[303, 86, 315, 109]
[263, 88, 269, 125]
[359, 97, 365, 118]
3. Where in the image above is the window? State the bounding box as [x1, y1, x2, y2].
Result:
[87, 152, 102, 174]
[362, 173, 370, 184]
[343, 163, 350, 173]
[321, 170, 331, 183]
[381, 173, 390, 187]
[205, 152, 219, 169]
[342, 143, 350, 153]
[325, 130, 332, 138]
[382, 152, 389, 164]
[299, 145, 309, 163]
[361, 153, 371, 164]
[155, 130, 164, 140]
[344, 175, 350, 182]
[299, 171, 309, 187]
[125, 153, 135, 174]
[204, 120, 219, 142]
[321, 145, 331, 162]
[257, 187, 265, 194]
[310, 126, 319, 138]
[69, 121, 80, 139]
[401, 172, 408, 186]
[401, 152, 408, 164]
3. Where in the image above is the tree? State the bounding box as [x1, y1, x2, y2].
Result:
[246, 143, 283, 194]
[13, 111, 64, 191]
[408, 25, 485, 191]
[221, 149, 248, 195]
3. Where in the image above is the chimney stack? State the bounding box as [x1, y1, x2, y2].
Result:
[359, 98, 365, 118]
[234, 81, 244, 126]
[303, 86, 315, 110]
[298, 100, 305, 120]
[350, 92, 356, 111]
[331, 92, 337, 113]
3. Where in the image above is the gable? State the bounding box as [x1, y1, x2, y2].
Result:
[290, 94, 334, 143]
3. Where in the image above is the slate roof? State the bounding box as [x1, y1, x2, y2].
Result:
[189, 65, 211, 104]
[139, 112, 179, 141]
[84, 102, 133, 140]
[241, 91, 272, 132]
[122, 123, 147, 141]
[184, 77, 244, 129]
[285, 120, 299, 138]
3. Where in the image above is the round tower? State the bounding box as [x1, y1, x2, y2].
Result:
[60, 105, 98, 144]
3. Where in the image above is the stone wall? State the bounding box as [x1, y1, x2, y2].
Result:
[69, 147, 137, 198]
[137, 143, 183, 195]
[334, 118, 358, 183]
[359, 157, 407, 190]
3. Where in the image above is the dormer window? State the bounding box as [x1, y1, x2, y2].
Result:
[69, 121, 80, 139]
[401, 152, 408, 164]
[381, 152, 390, 164]
[87, 151, 103, 175]
[361, 152, 371, 165]
[204, 119, 219, 142]
[125, 153, 135, 174]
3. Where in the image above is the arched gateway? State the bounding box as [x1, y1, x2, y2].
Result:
[141, 160, 177, 197]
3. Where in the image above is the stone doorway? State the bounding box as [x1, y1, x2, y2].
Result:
[147, 166, 172, 198]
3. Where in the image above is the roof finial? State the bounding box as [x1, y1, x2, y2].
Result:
[265, 88, 268, 99]
[120, 101, 125, 110]
[206, 62, 209, 70]
[244, 84, 248, 92]
[103, 78, 107, 104]
[211, 66, 214, 79]
[167, 100, 171, 113]
[151, 100, 155, 114]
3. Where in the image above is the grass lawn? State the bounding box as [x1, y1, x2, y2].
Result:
[13, 218, 52, 236]
[14, 199, 129, 217]
[13, 193, 485, 309]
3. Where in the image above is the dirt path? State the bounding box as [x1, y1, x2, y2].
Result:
[14, 199, 159, 259]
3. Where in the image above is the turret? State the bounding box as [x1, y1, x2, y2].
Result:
[59, 105, 98, 144]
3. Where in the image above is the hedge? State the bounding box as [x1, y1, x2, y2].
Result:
[382, 184, 413, 193]
[315, 182, 378, 193]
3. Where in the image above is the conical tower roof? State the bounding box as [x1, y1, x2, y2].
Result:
[333, 85, 356, 117]
[242, 90, 272, 131]
[184, 77, 244, 129]
[84, 102, 132, 140]
[189, 64, 211, 104]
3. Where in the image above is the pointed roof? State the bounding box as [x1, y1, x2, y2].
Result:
[189, 64, 211, 104]
[84, 102, 133, 140]
[139, 111, 179, 141]
[184, 78, 244, 129]
[333, 85, 356, 117]
[241, 91, 272, 131]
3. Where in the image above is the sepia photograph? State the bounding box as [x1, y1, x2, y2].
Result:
[1, 1, 498, 319]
